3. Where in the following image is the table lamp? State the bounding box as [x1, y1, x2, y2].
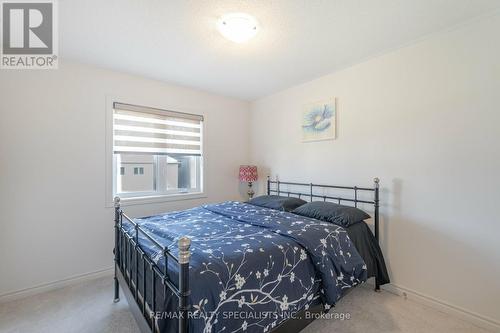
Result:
[239, 165, 258, 199]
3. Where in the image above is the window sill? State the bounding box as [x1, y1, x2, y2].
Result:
[109, 192, 207, 207]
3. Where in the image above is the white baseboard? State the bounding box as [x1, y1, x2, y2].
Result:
[0, 267, 114, 304]
[2, 270, 499, 332]
[373, 282, 500, 332]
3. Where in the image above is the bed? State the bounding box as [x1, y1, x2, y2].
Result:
[112, 177, 388, 333]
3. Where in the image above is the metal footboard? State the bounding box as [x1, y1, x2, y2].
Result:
[113, 197, 190, 333]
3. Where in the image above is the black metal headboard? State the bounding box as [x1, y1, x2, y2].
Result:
[266, 176, 381, 290]
[266, 176, 380, 241]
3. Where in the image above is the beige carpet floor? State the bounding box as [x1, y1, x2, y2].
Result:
[0, 276, 492, 333]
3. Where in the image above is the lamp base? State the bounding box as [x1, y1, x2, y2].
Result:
[247, 181, 255, 199]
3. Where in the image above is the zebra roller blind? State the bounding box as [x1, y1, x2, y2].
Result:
[113, 102, 203, 156]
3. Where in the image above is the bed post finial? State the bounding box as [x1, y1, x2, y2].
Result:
[178, 237, 191, 264]
[178, 236, 191, 332]
[374, 177, 380, 188]
[114, 196, 121, 208]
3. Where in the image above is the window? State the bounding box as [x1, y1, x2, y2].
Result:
[112, 102, 203, 200]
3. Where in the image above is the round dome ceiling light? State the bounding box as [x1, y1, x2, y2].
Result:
[217, 13, 258, 43]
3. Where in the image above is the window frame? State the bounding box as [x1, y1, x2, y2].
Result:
[105, 96, 206, 207]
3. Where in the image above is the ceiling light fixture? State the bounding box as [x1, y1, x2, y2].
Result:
[217, 13, 258, 43]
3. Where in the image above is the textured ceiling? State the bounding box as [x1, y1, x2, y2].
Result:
[60, 0, 500, 100]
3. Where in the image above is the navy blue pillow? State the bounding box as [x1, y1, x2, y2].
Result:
[248, 195, 307, 212]
[291, 201, 370, 227]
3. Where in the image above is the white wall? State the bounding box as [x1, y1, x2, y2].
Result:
[0, 61, 250, 296]
[250, 14, 500, 326]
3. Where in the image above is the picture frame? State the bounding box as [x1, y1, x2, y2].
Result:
[301, 98, 336, 142]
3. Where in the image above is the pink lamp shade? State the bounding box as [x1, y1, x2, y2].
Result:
[239, 165, 258, 182]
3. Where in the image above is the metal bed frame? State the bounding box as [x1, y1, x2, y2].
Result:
[112, 177, 381, 333]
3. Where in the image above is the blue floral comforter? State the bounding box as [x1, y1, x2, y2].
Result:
[124, 201, 367, 333]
